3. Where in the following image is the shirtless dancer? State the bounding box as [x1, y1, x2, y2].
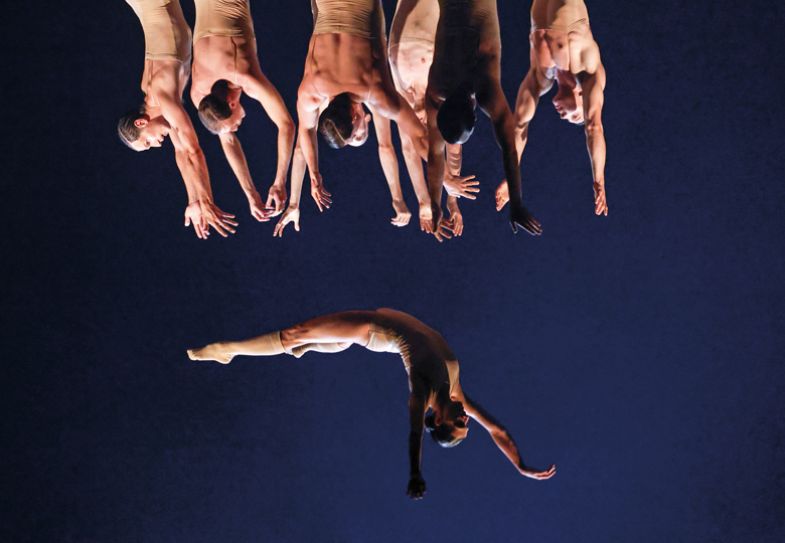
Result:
[118, 0, 238, 239]
[495, 0, 608, 216]
[274, 1, 428, 236]
[190, 0, 296, 221]
[388, 0, 480, 237]
[187, 308, 556, 499]
[297, 0, 435, 231]
[426, 0, 542, 237]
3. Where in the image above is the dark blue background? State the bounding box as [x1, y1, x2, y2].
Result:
[3, 1, 784, 541]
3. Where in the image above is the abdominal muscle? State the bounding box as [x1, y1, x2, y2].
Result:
[531, 26, 595, 77]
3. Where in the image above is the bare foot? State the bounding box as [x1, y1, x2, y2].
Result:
[495, 180, 510, 211]
[187, 343, 234, 365]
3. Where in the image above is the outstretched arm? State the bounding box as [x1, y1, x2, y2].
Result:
[397, 127, 434, 233]
[369, 108, 412, 227]
[296, 78, 332, 212]
[217, 132, 273, 222]
[424, 96, 447, 240]
[274, 140, 306, 237]
[388, 63, 434, 233]
[581, 63, 608, 216]
[159, 93, 238, 239]
[479, 79, 542, 236]
[513, 67, 546, 164]
[495, 67, 546, 212]
[462, 393, 556, 480]
[369, 82, 428, 162]
[407, 382, 428, 500]
[444, 144, 479, 200]
[242, 70, 296, 215]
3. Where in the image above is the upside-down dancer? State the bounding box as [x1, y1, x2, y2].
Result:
[118, 0, 238, 239]
[188, 308, 556, 499]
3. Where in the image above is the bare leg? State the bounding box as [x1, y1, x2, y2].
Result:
[291, 342, 352, 358]
[187, 311, 374, 365]
[280, 311, 373, 350]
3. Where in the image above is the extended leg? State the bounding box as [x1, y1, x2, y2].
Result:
[187, 311, 373, 364]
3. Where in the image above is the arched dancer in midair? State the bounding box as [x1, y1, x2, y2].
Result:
[187, 308, 556, 499]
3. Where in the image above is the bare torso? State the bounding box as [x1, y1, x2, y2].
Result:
[191, 36, 258, 104]
[389, 0, 440, 117]
[367, 308, 460, 400]
[127, 0, 192, 108]
[141, 60, 190, 109]
[428, 0, 501, 102]
[306, 34, 383, 104]
[529, 0, 600, 79]
[190, 0, 259, 105]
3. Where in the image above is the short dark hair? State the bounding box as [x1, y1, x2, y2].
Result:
[437, 91, 476, 144]
[318, 93, 354, 149]
[117, 106, 146, 148]
[198, 80, 232, 135]
[424, 413, 465, 448]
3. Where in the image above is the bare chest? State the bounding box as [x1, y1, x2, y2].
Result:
[531, 29, 589, 76]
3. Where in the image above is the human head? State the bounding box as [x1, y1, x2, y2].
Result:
[198, 80, 246, 135]
[436, 90, 476, 144]
[117, 106, 170, 152]
[424, 401, 469, 448]
[318, 93, 371, 149]
[552, 73, 584, 125]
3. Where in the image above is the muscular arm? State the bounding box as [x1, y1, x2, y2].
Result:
[370, 84, 428, 161]
[158, 93, 213, 202]
[296, 82, 322, 188]
[274, 140, 306, 236]
[157, 93, 237, 237]
[242, 70, 296, 196]
[425, 96, 446, 238]
[513, 68, 545, 163]
[369, 108, 412, 226]
[580, 63, 608, 215]
[407, 382, 428, 499]
[217, 132, 270, 221]
[461, 393, 556, 480]
[479, 79, 542, 235]
[388, 62, 433, 231]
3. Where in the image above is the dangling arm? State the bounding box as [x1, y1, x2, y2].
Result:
[159, 92, 238, 239]
[580, 62, 608, 216]
[217, 132, 273, 222]
[296, 75, 332, 212]
[461, 391, 556, 480]
[242, 69, 296, 215]
[274, 140, 306, 237]
[478, 77, 542, 236]
[406, 378, 428, 499]
[368, 107, 412, 227]
[424, 94, 447, 240]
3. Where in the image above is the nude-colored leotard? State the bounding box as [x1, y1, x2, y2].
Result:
[312, 0, 383, 39]
[530, 0, 590, 33]
[438, 0, 499, 40]
[126, 0, 192, 62]
[389, 0, 440, 49]
[193, 0, 255, 42]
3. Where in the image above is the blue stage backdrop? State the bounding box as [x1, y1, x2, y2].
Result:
[3, 1, 784, 542]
